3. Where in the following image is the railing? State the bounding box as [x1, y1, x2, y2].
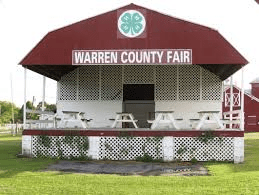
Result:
[222, 110, 242, 130]
[23, 110, 242, 130]
[25, 109, 56, 129]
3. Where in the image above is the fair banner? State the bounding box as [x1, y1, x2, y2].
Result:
[72, 49, 192, 65]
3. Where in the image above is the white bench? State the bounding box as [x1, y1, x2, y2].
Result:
[148, 118, 183, 124]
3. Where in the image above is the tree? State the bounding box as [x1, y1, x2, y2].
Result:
[0, 101, 21, 124]
[19, 101, 39, 121]
[36, 101, 56, 113]
[3, 101, 57, 124]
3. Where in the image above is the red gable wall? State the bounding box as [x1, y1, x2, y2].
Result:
[223, 86, 259, 132]
[20, 4, 247, 66]
[251, 83, 259, 99]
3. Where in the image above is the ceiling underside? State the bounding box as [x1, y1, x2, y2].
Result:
[23, 64, 242, 81]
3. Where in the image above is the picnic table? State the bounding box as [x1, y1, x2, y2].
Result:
[111, 112, 138, 128]
[58, 111, 91, 128]
[148, 111, 180, 130]
[195, 111, 224, 130]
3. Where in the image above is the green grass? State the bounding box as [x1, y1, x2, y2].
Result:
[0, 133, 259, 194]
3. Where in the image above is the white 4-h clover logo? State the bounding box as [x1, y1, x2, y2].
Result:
[118, 10, 146, 38]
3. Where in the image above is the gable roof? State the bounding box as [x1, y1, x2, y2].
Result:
[224, 85, 259, 103]
[19, 3, 248, 81]
[250, 77, 259, 84]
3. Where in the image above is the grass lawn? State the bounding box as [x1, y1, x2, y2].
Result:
[0, 133, 259, 194]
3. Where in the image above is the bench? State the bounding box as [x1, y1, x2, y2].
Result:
[148, 118, 183, 124]
[189, 119, 200, 128]
[81, 118, 93, 122]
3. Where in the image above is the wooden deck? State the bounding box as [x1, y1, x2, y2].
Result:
[22, 128, 244, 137]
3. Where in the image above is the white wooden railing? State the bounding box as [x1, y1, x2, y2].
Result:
[25, 109, 56, 129]
[222, 110, 242, 130]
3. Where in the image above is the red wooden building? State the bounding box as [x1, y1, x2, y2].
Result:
[20, 4, 248, 163]
[223, 78, 259, 132]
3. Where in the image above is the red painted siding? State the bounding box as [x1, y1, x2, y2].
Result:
[23, 129, 244, 137]
[20, 4, 247, 67]
[223, 86, 259, 132]
[251, 83, 259, 99]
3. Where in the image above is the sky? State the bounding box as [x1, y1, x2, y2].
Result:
[0, 0, 258, 107]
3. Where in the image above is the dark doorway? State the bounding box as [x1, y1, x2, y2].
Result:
[123, 84, 155, 128]
[123, 84, 154, 101]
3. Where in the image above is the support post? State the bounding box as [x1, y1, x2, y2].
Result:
[42, 76, 46, 111]
[23, 68, 27, 129]
[234, 137, 244, 163]
[230, 76, 233, 129]
[163, 137, 174, 161]
[10, 73, 14, 125]
[240, 66, 245, 131]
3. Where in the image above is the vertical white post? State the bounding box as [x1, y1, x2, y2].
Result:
[240, 66, 245, 131]
[176, 65, 179, 101]
[10, 73, 14, 124]
[230, 76, 233, 129]
[200, 67, 202, 101]
[163, 137, 174, 161]
[23, 67, 27, 129]
[42, 76, 46, 111]
[99, 65, 102, 100]
[153, 65, 156, 101]
[234, 137, 244, 163]
[76, 68, 79, 101]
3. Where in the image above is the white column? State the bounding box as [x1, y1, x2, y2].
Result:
[22, 135, 32, 157]
[42, 76, 46, 111]
[23, 68, 27, 128]
[76, 68, 79, 101]
[10, 73, 14, 124]
[88, 137, 100, 160]
[230, 76, 233, 129]
[240, 66, 245, 131]
[234, 137, 244, 163]
[162, 137, 174, 161]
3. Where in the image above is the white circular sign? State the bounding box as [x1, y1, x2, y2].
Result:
[118, 10, 146, 38]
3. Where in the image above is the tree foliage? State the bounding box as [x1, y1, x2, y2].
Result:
[36, 101, 56, 113]
[0, 101, 56, 124]
[0, 101, 21, 124]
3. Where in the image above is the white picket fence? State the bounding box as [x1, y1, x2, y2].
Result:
[0, 124, 24, 135]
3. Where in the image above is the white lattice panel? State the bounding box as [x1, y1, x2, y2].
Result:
[58, 65, 223, 103]
[174, 137, 234, 161]
[202, 68, 222, 100]
[124, 65, 154, 84]
[179, 65, 200, 100]
[31, 136, 88, 158]
[29, 135, 236, 162]
[99, 137, 163, 160]
[101, 65, 122, 100]
[59, 69, 77, 100]
[155, 65, 177, 100]
[78, 66, 100, 100]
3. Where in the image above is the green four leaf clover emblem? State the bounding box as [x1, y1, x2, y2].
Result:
[118, 10, 146, 38]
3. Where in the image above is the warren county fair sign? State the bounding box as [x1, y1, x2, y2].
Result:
[72, 49, 192, 65]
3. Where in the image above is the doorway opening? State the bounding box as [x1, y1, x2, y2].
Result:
[123, 84, 155, 128]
